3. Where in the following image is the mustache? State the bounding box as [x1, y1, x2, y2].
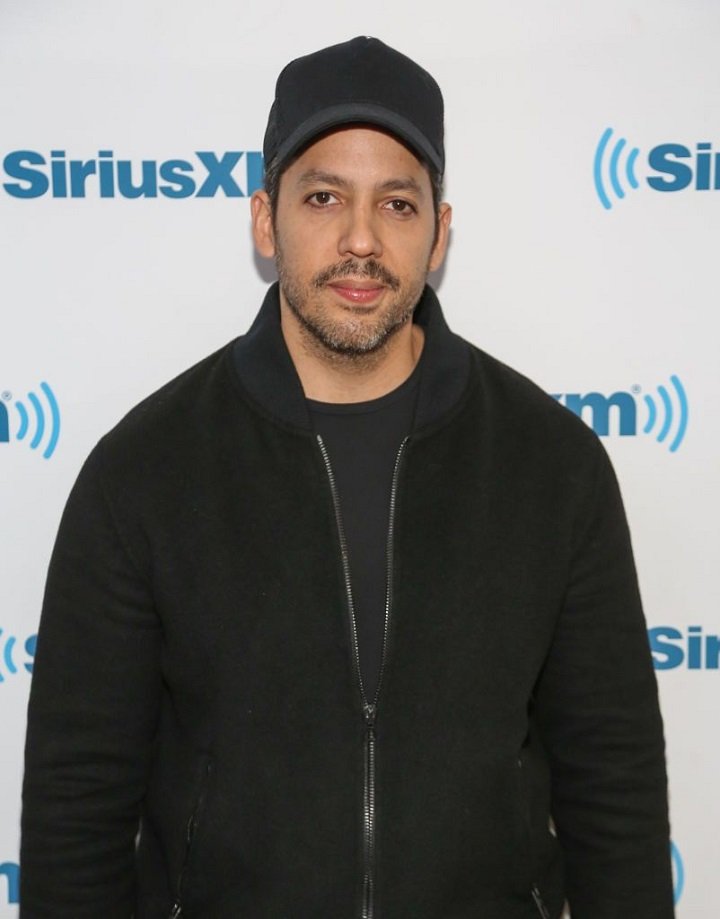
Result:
[312, 259, 401, 291]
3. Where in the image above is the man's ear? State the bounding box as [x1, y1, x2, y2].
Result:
[251, 190, 276, 258]
[428, 202, 452, 273]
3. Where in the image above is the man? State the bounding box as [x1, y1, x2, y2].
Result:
[21, 37, 674, 918]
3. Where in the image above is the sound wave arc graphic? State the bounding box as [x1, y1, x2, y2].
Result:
[643, 375, 688, 453]
[671, 841, 684, 905]
[10, 382, 61, 459]
[594, 127, 640, 210]
[0, 629, 18, 683]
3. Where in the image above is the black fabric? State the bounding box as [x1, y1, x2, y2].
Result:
[20, 285, 675, 918]
[307, 359, 421, 702]
[264, 36, 445, 173]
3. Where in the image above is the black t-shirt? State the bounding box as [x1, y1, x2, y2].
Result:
[307, 360, 421, 701]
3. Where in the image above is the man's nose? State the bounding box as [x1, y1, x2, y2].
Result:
[337, 203, 383, 259]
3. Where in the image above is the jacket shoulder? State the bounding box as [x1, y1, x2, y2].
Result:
[74, 341, 243, 527]
[469, 344, 602, 454]
[101, 341, 238, 453]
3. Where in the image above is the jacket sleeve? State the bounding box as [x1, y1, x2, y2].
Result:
[20, 441, 162, 918]
[534, 440, 675, 918]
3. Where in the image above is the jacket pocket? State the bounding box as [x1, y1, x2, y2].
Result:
[168, 754, 214, 918]
[516, 754, 535, 877]
[517, 754, 555, 918]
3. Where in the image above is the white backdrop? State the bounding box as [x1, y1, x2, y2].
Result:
[1, 1, 718, 914]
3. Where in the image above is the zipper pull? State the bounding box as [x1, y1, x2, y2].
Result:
[169, 903, 182, 918]
[363, 702, 377, 728]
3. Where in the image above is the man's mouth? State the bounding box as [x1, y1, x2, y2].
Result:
[314, 259, 401, 292]
[327, 280, 386, 304]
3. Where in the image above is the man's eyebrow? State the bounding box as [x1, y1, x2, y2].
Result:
[295, 170, 352, 189]
[294, 170, 425, 198]
[375, 176, 425, 197]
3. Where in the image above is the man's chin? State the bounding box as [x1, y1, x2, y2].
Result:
[311, 330, 392, 358]
[282, 284, 416, 360]
[309, 310, 413, 357]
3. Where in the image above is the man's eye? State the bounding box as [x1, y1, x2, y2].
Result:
[385, 199, 416, 214]
[307, 191, 337, 206]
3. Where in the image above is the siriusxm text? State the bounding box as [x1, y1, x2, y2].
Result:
[0, 862, 19, 905]
[648, 142, 720, 191]
[553, 376, 687, 452]
[649, 626, 720, 670]
[2, 150, 264, 198]
[595, 129, 719, 208]
[553, 391, 636, 436]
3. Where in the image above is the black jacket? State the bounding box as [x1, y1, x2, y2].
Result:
[21, 285, 674, 918]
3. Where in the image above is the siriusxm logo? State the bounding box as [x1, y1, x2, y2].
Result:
[1, 383, 60, 459]
[649, 626, 719, 671]
[0, 629, 36, 683]
[594, 127, 720, 209]
[671, 842, 684, 905]
[2, 150, 263, 199]
[0, 862, 19, 905]
[552, 375, 688, 452]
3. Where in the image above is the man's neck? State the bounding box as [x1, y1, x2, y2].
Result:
[279, 300, 425, 404]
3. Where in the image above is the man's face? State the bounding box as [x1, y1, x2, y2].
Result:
[252, 126, 451, 357]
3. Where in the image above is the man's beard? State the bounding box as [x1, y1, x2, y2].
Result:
[276, 248, 427, 358]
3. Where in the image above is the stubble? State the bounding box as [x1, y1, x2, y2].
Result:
[276, 247, 427, 367]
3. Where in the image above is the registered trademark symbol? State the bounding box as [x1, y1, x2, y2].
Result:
[1, 390, 11, 401]
[631, 384, 641, 394]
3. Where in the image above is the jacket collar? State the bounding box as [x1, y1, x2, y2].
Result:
[232, 282, 471, 434]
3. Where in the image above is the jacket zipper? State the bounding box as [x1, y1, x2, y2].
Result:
[317, 433, 408, 919]
[531, 883, 551, 919]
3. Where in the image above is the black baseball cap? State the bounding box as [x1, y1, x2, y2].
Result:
[263, 36, 445, 176]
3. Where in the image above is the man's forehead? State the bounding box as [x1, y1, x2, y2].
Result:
[283, 125, 432, 187]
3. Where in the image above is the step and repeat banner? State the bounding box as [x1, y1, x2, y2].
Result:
[1, 1, 717, 915]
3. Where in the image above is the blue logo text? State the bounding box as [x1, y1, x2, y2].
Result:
[0, 862, 19, 905]
[594, 127, 720, 208]
[2, 150, 264, 199]
[649, 626, 720, 670]
[552, 375, 688, 452]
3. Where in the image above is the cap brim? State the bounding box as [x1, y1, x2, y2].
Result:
[271, 101, 443, 174]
